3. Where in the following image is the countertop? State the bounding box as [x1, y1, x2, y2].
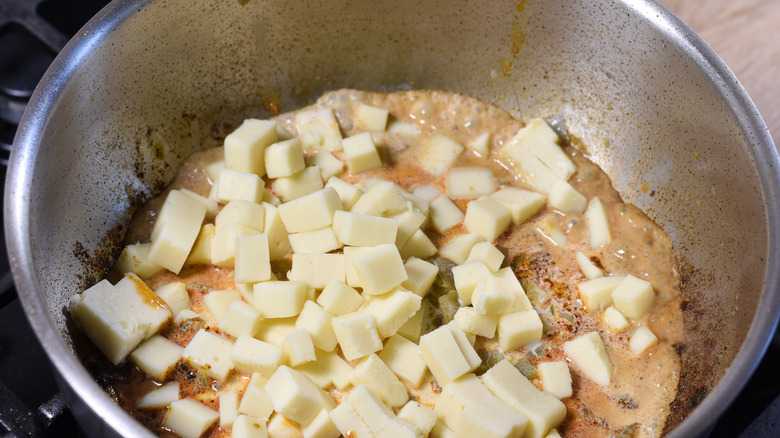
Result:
[661, 0, 780, 146]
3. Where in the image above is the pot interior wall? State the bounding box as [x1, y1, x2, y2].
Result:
[21, 0, 770, 434]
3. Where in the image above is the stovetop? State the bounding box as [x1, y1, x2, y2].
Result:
[1, 1, 779, 437]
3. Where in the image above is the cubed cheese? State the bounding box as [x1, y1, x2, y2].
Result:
[547, 180, 587, 213]
[216, 169, 267, 204]
[163, 398, 219, 438]
[577, 276, 625, 311]
[288, 226, 342, 254]
[149, 190, 208, 273]
[272, 166, 325, 202]
[219, 300, 263, 338]
[278, 187, 342, 233]
[349, 180, 408, 217]
[388, 120, 421, 140]
[155, 282, 191, 316]
[437, 233, 484, 265]
[287, 253, 346, 290]
[611, 275, 655, 319]
[262, 202, 292, 261]
[215, 200, 264, 232]
[418, 323, 481, 386]
[219, 391, 240, 428]
[224, 118, 277, 176]
[415, 133, 464, 177]
[537, 362, 573, 399]
[267, 412, 303, 438]
[490, 187, 546, 225]
[130, 334, 183, 380]
[468, 132, 491, 157]
[401, 257, 439, 297]
[351, 244, 408, 295]
[497, 310, 543, 350]
[446, 168, 496, 199]
[454, 306, 497, 338]
[295, 301, 338, 352]
[295, 108, 343, 152]
[282, 329, 317, 366]
[203, 289, 242, 321]
[233, 414, 269, 438]
[452, 261, 491, 305]
[397, 307, 424, 343]
[186, 224, 216, 265]
[471, 271, 518, 315]
[254, 281, 309, 318]
[562, 332, 613, 387]
[429, 195, 465, 234]
[603, 306, 629, 331]
[238, 373, 274, 419]
[235, 234, 272, 284]
[301, 409, 340, 438]
[332, 210, 398, 247]
[398, 401, 436, 436]
[182, 329, 234, 381]
[265, 366, 326, 425]
[356, 104, 390, 132]
[465, 241, 505, 272]
[536, 216, 567, 248]
[331, 312, 383, 361]
[464, 196, 512, 241]
[378, 335, 429, 388]
[399, 229, 437, 260]
[585, 197, 611, 248]
[306, 151, 344, 181]
[254, 317, 298, 347]
[575, 251, 604, 280]
[329, 385, 418, 438]
[351, 354, 408, 408]
[205, 159, 225, 183]
[389, 206, 427, 248]
[116, 243, 164, 279]
[362, 288, 422, 339]
[325, 176, 363, 210]
[265, 138, 306, 178]
[629, 325, 659, 355]
[342, 132, 383, 173]
[210, 223, 260, 268]
[316, 279, 363, 316]
[138, 382, 179, 410]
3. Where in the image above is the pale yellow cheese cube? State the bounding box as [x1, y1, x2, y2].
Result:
[398, 401, 436, 436]
[215, 200, 264, 232]
[69, 275, 171, 365]
[562, 332, 613, 387]
[332, 210, 398, 247]
[219, 301, 263, 338]
[265, 138, 305, 178]
[629, 325, 659, 355]
[138, 382, 179, 409]
[239, 373, 274, 420]
[437, 233, 484, 264]
[219, 390, 240, 428]
[454, 306, 497, 338]
[603, 306, 629, 331]
[254, 281, 309, 318]
[342, 132, 383, 174]
[363, 288, 422, 339]
[301, 409, 340, 438]
[468, 132, 491, 157]
[282, 329, 316, 366]
[182, 329, 234, 381]
[389, 206, 427, 248]
[388, 120, 421, 140]
[130, 335, 183, 380]
[224, 118, 277, 177]
[343, 246, 373, 287]
[265, 365, 325, 425]
[255, 317, 298, 347]
[490, 187, 546, 225]
[205, 159, 225, 183]
[267, 412, 303, 438]
[418, 322, 481, 386]
[234, 234, 272, 284]
[494, 267, 533, 313]
[472, 272, 517, 315]
[163, 398, 219, 438]
[181, 188, 219, 221]
[585, 197, 611, 248]
[464, 196, 512, 241]
[545, 429, 562, 438]
[397, 307, 424, 343]
[481, 360, 567, 438]
[378, 335, 428, 388]
[446, 168, 497, 199]
[295, 108, 343, 152]
[325, 176, 363, 210]
[295, 301, 338, 352]
[316, 279, 363, 316]
[431, 419, 456, 438]
[352, 244, 408, 295]
[262, 202, 292, 261]
[611, 275, 655, 319]
[356, 104, 390, 132]
[287, 253, 346, 290]
[272, 166, 325, 202]
[233, 414, 269, 438]
[349, 180, 408, 217]
[210, 223, 260, 268]
[415, 133, 464, 177]
[537, 362, 573, 399]
[331, 312, 383, 361]
[548, 180, 587, 213]
[278, 187, 341, 233]
[500, 118, 575, 192]
[306, 151, 344, 182]
[401, 190, 431, 216]
[288, 226, 341, 254]
[351, 354, 408, 408]
[399, 229, 437, 260]
[216, 168, 267, 204]
[577, 275, 625, 311]
[186, 224, 215, 265]
[466, 241, 505, 272]
[575, 251, 603, 280]
[149, 190, 207, 273]
[497, 310, 543, 350]
[203, 289, 242, 321]
[329, 385, 418, 438]
[155, 282, 191, 316]
[402, 257, 439, 297]
[429, 195, 465, 234]
[315, 350, 354, 391]
[452, 261, 491, 305]
[116, 243, 164, 279]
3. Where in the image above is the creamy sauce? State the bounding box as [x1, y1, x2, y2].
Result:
[99, 89, 683, 437]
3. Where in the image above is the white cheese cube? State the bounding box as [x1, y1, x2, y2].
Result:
[547, 180, 587, 213]
[389, 206, 427, 248]
[325, 177, 363, 210]
[262, 202, 292, 261]
[205, 159, 225, 183]
[130, 335, 183, 380]
[295, 108, 343, 152]
[267, 412, 303, 438]
[149, 190, 207, 273]
[288, 226, 341, 254]
[468, 132, 491, 157]
[452, 261, 491, 305]
[186, 224, 215, 265]
[399, 229, 438, 260]
[481, 360, 567, 438]
[466, 241, 505, 272]
[537, 362, 573, 399]
[388, 120, 420, 139]
[471, 271, 517, 315]
[577, 275, 625, 311]
[562, 332, 613, 387]
[69, 275, 171, 365]
[356, 104, 390, 132]
[182, 329, 234, 381]
[352, 244, 408, 295]
[415, 133, 464, 177]
[210, 223, 261, 268]
[155, 282, 191, 316]
[398, 401, 436, 436]
[219, 300, 263, 338]
[342, 132, 383, 174]
[254, 281, 309, 318]
[343, 246, 373, 287]
[603, 306, 629, 331]
[629, 325, 659, 355]
[219, 391, 240, 428]
[272, 166, 325, 202]
[163, 398, 219, 438]
[239, 373, 274, 420]
[397, 307, 424, 343]
[545, 429, 562, 438]
[265, 366, 325, 425]
[575, 251, 603, 280]
[255, 317, 297, 347]
[224, 119, 277, 176]
[265, 138, 306, 178]
[203, 289, 242, 321]
[412, 183, 441, 203]
[401, 257, 439, 297]
[446, 168, 496, 199]
[316, 279, 363, 316]
[332, 210, 398, 247]
[282, 329, 316, 366]
[362, 288, 422, 339]
[234, 234, 271, 284]
[138, 382, 179, 409]
[181, 188, 219, 221]
[316, 350, 354, 391]
[494, 267, 533, 313]
[295, 301, 338, 352]
[490, 187, 546, 225]
[501, 118, 575, 191]
[351, 354, 408, 408]
[329, 385, 418, 438]
[431, 419, 456, 438]
[216, 169, 267, 204]
[306, 151, 344, 181]
[419, 323, 481, 386]
[611, 275, 655, 319]
[233, 414, 269, 438]
[585, 197, 611, 248]
[378, 335, 428, 388]
[464, 196, 512, 241]
[332, 312, 383, 361]
[454, 306, 497, 338]
[215, 200, 264, 232]
[497, 310, 543, 350]
[288, 253, 346, 290]
[349, 180, 408, 217]
[301, 409, 340, 438]
[116, 243, 164, 279]
[429, 195, 465, 234]
[278, 187, 341, 233]
[437, 233, 484, 265]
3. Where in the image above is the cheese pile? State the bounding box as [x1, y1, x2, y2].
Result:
[69, 99, 662, 438]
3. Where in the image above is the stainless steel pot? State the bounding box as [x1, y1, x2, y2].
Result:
[5, 0, 780, 436]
